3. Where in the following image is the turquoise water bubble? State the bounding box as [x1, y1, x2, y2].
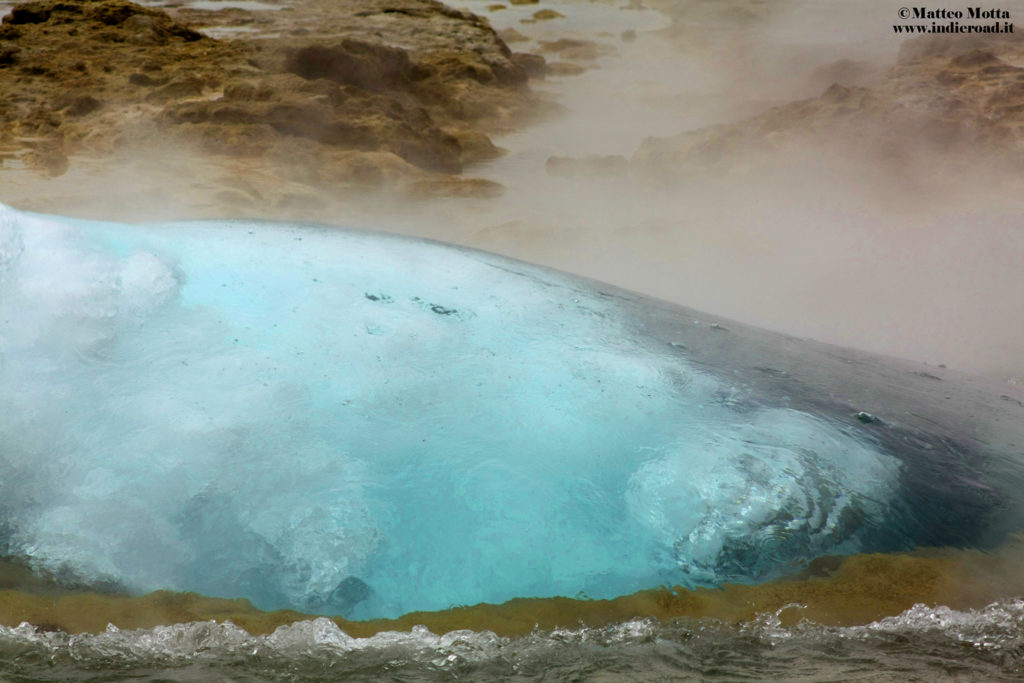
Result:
[0, 205, 981, 619]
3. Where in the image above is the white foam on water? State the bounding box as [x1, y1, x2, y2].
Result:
[2, 602, 1024, 680]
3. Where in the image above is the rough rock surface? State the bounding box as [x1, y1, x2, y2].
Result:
[633, 33, 1024, 181]
[0, 0, 545, 215]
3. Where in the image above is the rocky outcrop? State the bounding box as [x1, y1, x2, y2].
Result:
[0, 0, 541, 202]
[633, 34, 1024, 180]
[159, 68, 464, 173]
[0, 0, 227, 174]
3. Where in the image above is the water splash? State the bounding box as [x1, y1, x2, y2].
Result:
[3, 601, 1024, 682]
[0, 204, 987, 619]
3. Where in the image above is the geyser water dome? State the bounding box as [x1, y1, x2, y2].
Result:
[0, 205, 1010, 619]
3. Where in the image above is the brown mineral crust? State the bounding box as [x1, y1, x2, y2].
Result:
[535, 38, 615, 61]
[7, 541, 1024, 639]
[509, 51, 545, 79]
[632, 34, 1024, 181]
[497, 27, 529, 44]
[0, 0, 542, 209]
[531, 9, 565, 21]
[0, 0, 229, 172]
[544, 61, 587, 76]
[402, 175, 505, 199]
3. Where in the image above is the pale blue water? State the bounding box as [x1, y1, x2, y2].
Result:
[0, 204, 1018, 631]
